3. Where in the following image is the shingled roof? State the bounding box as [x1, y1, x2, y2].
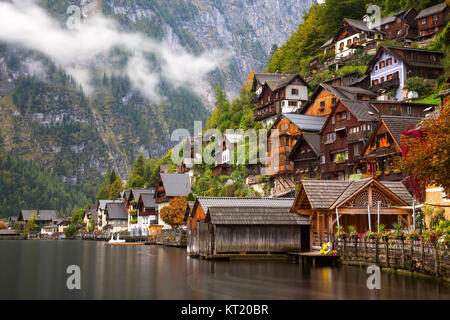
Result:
[160, 173, 191, 197]
[139, 192, 157, 209]
[105, 203, 127, 220]
[98, 200, 123, 210]
[339, 99, 379, 122]
[382, 116, 421, 146]
[207, 207, 310, 225]
[415, 2, 447, 19]
[192, 197, 295, 218]
[297, 178, 413, 211]
[130, 188, 154, 203]
[20, 210, 57, 222]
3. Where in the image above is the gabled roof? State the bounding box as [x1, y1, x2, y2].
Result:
[206, 206, 310, 225]
[191, 197, 295, 218]
[380, 8, 417, 25]
[20, 210, 57, 221]
[415, 2, 448, 19]
[130, 188, 154, 202]
[366, 45, 444, 74]
[105, 203, 127, 220]
[288, 132, 321, 160]
[301, 83, 376, 114]
[98, 200, 123, 211]
[332, 18, 385, 43]
[160, 173, 191, 197]
[139, 192, 157, 209]
[294, 178, 413, 211]
[252, 73, 309, 92]
[320, 37, 334, 49]
[271, 113, 327, 133]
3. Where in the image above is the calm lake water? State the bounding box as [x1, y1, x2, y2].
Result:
[0, 240, 448, 299]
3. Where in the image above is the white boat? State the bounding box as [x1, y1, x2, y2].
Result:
[108, 234, 125, 244]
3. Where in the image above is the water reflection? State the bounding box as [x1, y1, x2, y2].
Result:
[0, 240, 448, 299]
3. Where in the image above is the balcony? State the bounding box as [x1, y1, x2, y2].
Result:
[254, 105, 277, 121]
[371, 78, 400, 91]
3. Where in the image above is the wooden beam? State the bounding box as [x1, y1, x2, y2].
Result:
[337, 208, 410, 215]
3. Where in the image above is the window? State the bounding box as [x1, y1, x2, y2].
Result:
[433, 14, 438, 21]
[380, 60, 385, 69]
[320, 101, 325, 108]
[394, 57, 398, 63]
[422, 18, 426, 24]
[291, 88, 299, 95]
[385, 24, 389, 29]
[332, 98, 337, 105]
[386, 58, 392, 66]
[407, 106, 412, 115]
[321, 155, 326, 164]
[397, 29, 402, 35]
[387, 74, 393, 81]
[353, 144, 360, 156]
[435, 26, 439, 32]
[326, 132, 336, 143]
[288, 101, 297, 106]
[331, 116, 335, 124]
[380, 76, 385, 83]
[375, 65, 379, 71]
[372, 79, 379, 86]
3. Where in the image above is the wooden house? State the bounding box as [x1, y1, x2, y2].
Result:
[329, 18, 385, 60]
[266, 114, 326, 197]
[370, 100, 438, 117]
[97, 200, 124, 231]
[366, 46, 443, 101]
[288, 132, 321, 181]
[186, 197, 294, 255]
[379, 8, 418, 42]
[355, 116, 422, 181]
[415, 2, 449, 43]
[251, 73, 309, 126]
[319, 99, 378, 180]
[290, 178, 413, 248]
[127, 188, 153, 233]
[301, 83, 377, 117]
[18, 210, 57, 224]
[82, 208, 98, 231]
[211, 132, 243, 177]
[322, 72, 361, 87]
[186, 197, 309, 257]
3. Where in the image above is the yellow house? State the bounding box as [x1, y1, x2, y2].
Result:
[425, 185, 450, 220]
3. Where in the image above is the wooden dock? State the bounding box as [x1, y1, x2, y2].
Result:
[288, 252, 340, 266]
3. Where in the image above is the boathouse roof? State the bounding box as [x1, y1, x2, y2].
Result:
[206, 206, 310, 225]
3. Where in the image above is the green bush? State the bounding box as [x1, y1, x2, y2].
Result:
[404, 77, 434, 97]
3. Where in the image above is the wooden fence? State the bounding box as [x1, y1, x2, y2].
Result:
[334, 236, 450, 280]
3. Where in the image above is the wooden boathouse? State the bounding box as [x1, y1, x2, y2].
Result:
[290, 178, 413, 248]
[186, 197, 311, 258]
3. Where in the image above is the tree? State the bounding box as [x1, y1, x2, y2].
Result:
[401, 106, 450, 195]
[108, 176, 123, 199]
[160, 197, 187, 228]
[70, 208, 84, 226]
[24, 211, 39, 233]
[404, 77, 434, 97]
[127, 153, 146, 188]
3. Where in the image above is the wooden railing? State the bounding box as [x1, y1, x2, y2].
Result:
[334, 237, 450, 280]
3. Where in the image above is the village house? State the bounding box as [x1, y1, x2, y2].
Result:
[40, 224, 58, 237]
[288, 132, 321, 181]
[53, 217, 70, 234]
[103, 202, 128, 233]
[97, 199, 124, 231]
[379, 8, 418, 42]
[211, 132, 243, 177]
[328, 18, 385, 61]
[290, 178, 413, 248]
[319, 99, 378, 180]
[185, 197, 309, 257]
[126, 188, 154, 235]
[322, 72, 365, 87]
[251, 73, 309, 126]
[154, 173, 191, 228]
[366, 46, 443, 101]
[82, 208, 98, 231]
[136, 192, 162, 236]
[176, 137, 202, 184]
[18, 210, 57, 225]
[301, 83, 378, 117]
[355, 115, 422, 181]
[415, 2, 449, 43]
[266, 114, 326, 197]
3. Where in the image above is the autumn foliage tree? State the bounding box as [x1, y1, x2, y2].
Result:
[401, 106, 450, 195]
[160, 197, 187, 229]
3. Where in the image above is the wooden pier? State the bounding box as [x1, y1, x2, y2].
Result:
[288, 252, 340, 266]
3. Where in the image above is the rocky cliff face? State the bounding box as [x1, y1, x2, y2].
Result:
[0, 0, 314, 185]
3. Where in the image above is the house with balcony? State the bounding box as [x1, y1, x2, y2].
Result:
[300, 83, 377, 117]
[266, 114, 326, 197]
[288, 132, 321, 182]
[97, 200, 123, 231]
[104, 202, 128, 233]
[319, 99, 378, 180]
[251, 73, 309, 126]
[415, 2, 449, 43]
[328, 18, 385, 61]
[136, 192, 162, 236]
[355, 115, 422, 181]
[379, 8, 418, 42]
[127, 188, 154, 235]
[366, 46, 443, 101]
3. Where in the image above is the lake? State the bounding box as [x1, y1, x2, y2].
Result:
[0, 240, 448, 299]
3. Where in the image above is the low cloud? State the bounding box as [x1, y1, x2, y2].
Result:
[0, 0, 229, 102]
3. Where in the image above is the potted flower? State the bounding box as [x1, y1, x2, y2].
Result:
[375, 171, 382, 178]
[384, 170, 390, 175]
[365, 231, 377, 239]
[392, 222, 404, 240]
[348, 225, 358, 238]
[406, 230, 420, 241]
[335, 225, 346, 239]
[393, 168, 401, 174]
